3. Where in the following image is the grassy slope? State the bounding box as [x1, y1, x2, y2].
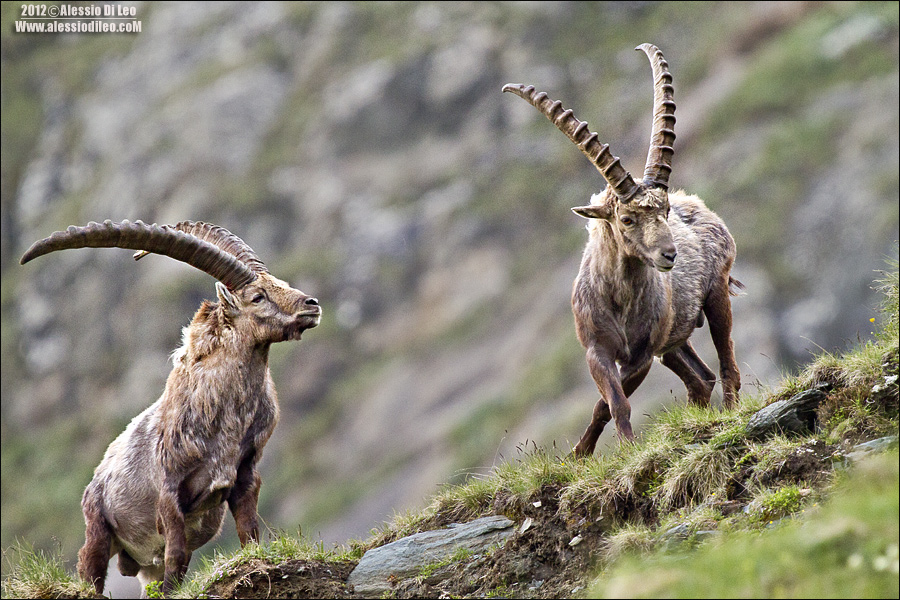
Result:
[591, 451, 899, 599]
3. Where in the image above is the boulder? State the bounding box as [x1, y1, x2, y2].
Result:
[745, 387, 828, 439]
[348, 515, 514, 596]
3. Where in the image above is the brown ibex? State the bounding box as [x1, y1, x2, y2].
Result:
[19, 220, 321, 596]
[503, 44, 741, 455]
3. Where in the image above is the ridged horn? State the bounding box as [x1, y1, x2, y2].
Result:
[502, 83, 640, 202]
[636, 43, 676, 189]
[19, 220, 258, 290]
[133, 220, 268, 274]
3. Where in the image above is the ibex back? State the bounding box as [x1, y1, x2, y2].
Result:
[503, 44, 741, 455]
[20, 220, 321, 596]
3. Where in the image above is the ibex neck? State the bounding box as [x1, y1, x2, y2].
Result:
[589, 221, 662, 296]
[177, 302, 270, 372]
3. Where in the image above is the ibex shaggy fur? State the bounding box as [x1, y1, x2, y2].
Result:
[504, 44, 742, 455]
[20, 220, 321, 596]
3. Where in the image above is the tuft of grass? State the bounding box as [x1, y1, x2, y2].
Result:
[873, 260, 900, 345]
[745, 483, 809, 526]
[655, 443, 738, 510]
[603, 523, 657, 563]
[564, 441, 669, 522]
[652, 404, 745, 444]
[741, 434, 814, 480]
[0, 542, 98, 599]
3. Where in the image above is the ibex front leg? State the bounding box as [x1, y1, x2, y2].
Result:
[229, 454, 262, 546]
[574, 345, 637, 455]
[157, 482, 190, 595]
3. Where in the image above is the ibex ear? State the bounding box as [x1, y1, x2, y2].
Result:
[572, 205, 613, 220]
[216, 282, 241, 318]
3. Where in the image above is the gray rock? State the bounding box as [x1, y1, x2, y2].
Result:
[659, 523, 691, 550]
[845, 435, 899, 463]
[661, 523, 691, 540]
[347, 515, 514, 596]
[660, 523, 719, 550]
[745, 387, 828, 439]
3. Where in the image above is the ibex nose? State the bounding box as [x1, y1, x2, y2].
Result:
[304, 297, 319, 307]
[661, 250, 677, 263]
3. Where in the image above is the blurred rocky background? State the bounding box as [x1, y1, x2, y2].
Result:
[1, 1, 897, 595]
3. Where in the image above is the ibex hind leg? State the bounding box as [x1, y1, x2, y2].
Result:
[77, 489, 113, 594]
[704, 276, 741, 408]
[621, 360, 653, 397]
[661, 341, 716, 408]
[573, 396, 612, 457]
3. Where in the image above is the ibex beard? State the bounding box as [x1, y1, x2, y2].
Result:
[504, 43, 742, 455]
[20, 221, 320, 596]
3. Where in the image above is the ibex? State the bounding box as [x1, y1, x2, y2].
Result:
[19, 220, 321, 596]
[503, 44, 741, 455]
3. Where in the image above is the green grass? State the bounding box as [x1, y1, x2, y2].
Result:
[587, 451, 899, 599]
[873, 263, 899, 345]
[171, 530, 360, 599]
[415, 546, 475, 584]
[0, 541, 97, 599]
[748, 484, 806, 525]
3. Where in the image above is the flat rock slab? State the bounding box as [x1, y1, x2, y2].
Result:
[745, 387, 828, 439]
[348, 515, 514, 596]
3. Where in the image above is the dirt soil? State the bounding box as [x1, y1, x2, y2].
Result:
[204, 559, 355, 599]
[390, 486, 607, 599]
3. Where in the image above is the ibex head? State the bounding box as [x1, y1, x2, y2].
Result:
[503, 43, 678, 272]
[20, 219, 321, 344]
[214, 272, 320, 344]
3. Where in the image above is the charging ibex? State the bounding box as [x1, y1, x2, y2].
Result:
[20, 220, 321, 596]
[503, 43, 741, 455]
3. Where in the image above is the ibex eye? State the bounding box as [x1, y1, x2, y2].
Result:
[252, 294, 265, 304]
[620, 216, 634, 226]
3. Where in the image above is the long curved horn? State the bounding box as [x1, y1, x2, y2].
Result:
[502, 83, 640, 202]
[133, 220, 268, 274]
[19, 220, 258, 290]
[636, 43, 676, 189]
